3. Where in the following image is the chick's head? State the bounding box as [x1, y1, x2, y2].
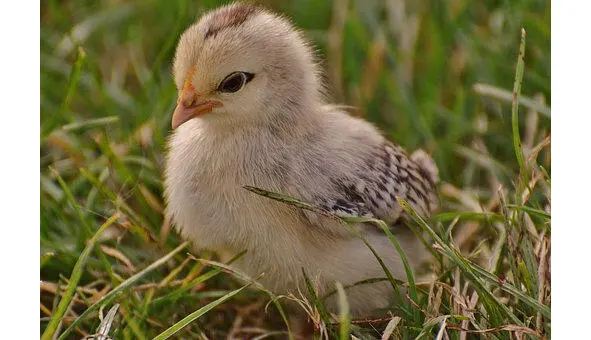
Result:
[171, 3, 322, 130]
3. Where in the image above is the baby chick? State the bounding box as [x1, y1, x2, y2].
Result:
[165, 3, 439, 317]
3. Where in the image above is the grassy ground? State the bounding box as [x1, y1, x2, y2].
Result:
[41, 0, 550, 338]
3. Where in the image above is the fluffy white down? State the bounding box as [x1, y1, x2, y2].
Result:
[166, 108, 429, 316]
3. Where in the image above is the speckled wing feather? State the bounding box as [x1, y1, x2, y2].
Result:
[314, 142, 439, 225]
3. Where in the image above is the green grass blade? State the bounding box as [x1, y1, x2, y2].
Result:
[41, 212, 120, 340]
[61, 47, 86, 106]
[152, 282, 253, 340]
[506, 204, 550, 220]
[79, 167, 156, 242]
[243, 185, 321, 213]
[512, 28, 528, 186]
[322, 277, 394, 298]
[336, 282, 351, 340]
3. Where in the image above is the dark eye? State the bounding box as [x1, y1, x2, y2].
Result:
[218, 72, 254, 93]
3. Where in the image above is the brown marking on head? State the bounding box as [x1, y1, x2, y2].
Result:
[204, 3, 259, 40]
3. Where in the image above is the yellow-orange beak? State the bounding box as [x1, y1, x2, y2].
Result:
[171, 70, 223, 129]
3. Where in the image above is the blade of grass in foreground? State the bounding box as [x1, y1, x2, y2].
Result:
[57, 241, 190, 340]
[152, 282, 253, 340]
[512, 28, 528, 187]
[41, 212, 120, 340]
[506, 204, 550, 220]
[336, 282, 351, 340]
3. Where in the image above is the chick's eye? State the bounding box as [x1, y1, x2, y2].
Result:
[218, 72, 254, 93]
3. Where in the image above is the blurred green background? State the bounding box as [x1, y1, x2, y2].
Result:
[41, 0, 550, 338]
[41, 0, 550, 184]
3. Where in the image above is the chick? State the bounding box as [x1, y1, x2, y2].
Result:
[165, 3, 439, 317]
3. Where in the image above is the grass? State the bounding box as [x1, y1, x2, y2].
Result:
[41, 0, 550, 338]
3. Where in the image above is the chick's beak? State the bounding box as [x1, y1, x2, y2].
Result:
[171, 81, 223, 129]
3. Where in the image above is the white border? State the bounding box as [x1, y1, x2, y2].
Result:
[552, 0, 591, 337]
[0, 2, 41, 338]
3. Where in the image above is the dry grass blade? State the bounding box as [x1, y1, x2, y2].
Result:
[89, 303, 120, 339]
[536, 236, 549, 333]
[100, 245, 136, 272]
[446, 324, 542, 337]
[472, 83, 551, 118]
[434, 315, 449, 340]
[381, 316, 401, 339]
